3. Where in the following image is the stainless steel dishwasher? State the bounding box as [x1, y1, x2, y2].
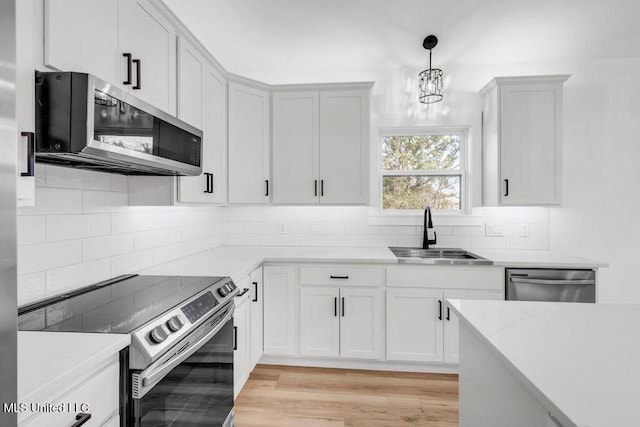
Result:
[505, 268, 596, 303]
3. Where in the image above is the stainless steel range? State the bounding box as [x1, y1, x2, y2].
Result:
[18, 274, 240, 426]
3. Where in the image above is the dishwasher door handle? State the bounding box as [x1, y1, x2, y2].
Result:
[510, 277, 595, 286]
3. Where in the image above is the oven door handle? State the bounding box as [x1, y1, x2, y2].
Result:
[140, 305, 234, 388]
[510, 277, 595, 286]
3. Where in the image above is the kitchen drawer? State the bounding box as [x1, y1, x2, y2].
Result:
[386, 265, 504, 290]
[299, 265, 385, 286]
[22, 361, 119, 427]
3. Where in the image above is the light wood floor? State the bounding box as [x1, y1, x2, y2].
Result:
[235, 365, 459, 427]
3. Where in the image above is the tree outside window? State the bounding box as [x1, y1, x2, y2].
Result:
[381, 131, 465, 211]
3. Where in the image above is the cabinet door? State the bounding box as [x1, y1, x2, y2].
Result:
[44, 0, 121, 85]
[177, 37, 205, 129]
[339, 288, 384, 360]
[443, 290, 503, 364]
[119, 0, 177, 114]
[263, 266, 297, 355]
[386, 288, 444, 362]
[319, 90, 369, 204]
[500, 83, 562, 205]
[249, 267, 263, 370]
[272, 91, 319, 204]
[16, 0, 37, 206]
[233, 295, 250, 399]
[299, 287, 340, 357]
[228, 82, 271, 204]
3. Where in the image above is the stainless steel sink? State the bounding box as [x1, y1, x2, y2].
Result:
[389, 247, 493, 265]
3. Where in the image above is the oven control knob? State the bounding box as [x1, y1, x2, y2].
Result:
[218, 287, 229, 297]
[227, 282, 236, 290]
[166, 316, 184, 332]
[149, 326, 168, 344]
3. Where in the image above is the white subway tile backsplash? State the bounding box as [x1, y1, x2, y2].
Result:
[17, 272, 46, 306]
[227, 234, 258, 246]
[112, 212, 157, 234]
[363, 234, 398, 247]
[45, 259, 111, 297]
[327, 234, 364, 247]
[260, 234, 295, 246]
[83, 234, 135, 262]
[17, 216, 46, 245]
[310, 222, 345, 235]
[434, 235, 473, 248]
[111, 175, 128, 192]
[18, 187, 83, 215]
[79, 170, 112, 191]
[45, 165, 83, 189]
[509, 236, 549, 250]
[378, 225, 418, 235]
[294, 234, 328, 246]
[292, 207, 328, 222]
[134, 229, 171, 251]
[83, 190, 128, 213]
[18, 239, 82, 275]
[46, 213, 112, 242]
[111, 249, 154, 277]
[470, 235, 510, 249]
[244, 222, 278, 235]
[152, 243, 185, 265]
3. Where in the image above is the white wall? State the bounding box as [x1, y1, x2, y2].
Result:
[16, 165, 224, 306]
[549, 58, 640, 303]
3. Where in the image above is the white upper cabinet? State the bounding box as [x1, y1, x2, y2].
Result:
[272, 91, 319, 204]
[177, 38, 227, 204]
[480, 75, 569, 206]
[272, 87, 371, 205]
[228, 81, 271, 204]
[118, 0, 177, 114]
[45, 0, 177, 114]
[319, 90, 370, 204]
[16, 0, 37, 206]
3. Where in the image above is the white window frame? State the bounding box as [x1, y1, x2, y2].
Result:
[378, 126, 469, 216]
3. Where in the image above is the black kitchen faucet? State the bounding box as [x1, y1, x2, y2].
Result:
[422, 206, 437, 249]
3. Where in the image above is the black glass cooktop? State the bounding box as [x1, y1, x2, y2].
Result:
[18, 275, 226, 334]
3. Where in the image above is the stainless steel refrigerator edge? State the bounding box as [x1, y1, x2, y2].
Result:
[0, 0, 18, 424]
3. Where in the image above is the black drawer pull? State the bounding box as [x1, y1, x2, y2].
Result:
[252, 281, 258, 302]
[20, 131, 35, 177]
[265, 180, 269, 196]
[438, 300, 442, 320]
[314, 179, 318, 196]
[341, 297, 345, 317]
[204, 172, 212, 193]
[334, 297, 337, 317]
[329, 275, 349, 280]
[122, 53, 132, 85]
[71, 413, 91, 427]
[504, 179, 509, 197]
[320, 179, 324, 196]
[446, 307, 450, 321]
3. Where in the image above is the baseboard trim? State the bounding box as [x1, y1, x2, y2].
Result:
[258, 354, 459, 374]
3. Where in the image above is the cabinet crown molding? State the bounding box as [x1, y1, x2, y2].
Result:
[478, 74, 571, 97]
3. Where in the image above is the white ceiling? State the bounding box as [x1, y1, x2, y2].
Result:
[164, 0, 640, 85]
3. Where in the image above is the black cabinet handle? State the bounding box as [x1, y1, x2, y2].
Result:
[71, 413, 92, 427]
[252, 281, 258, 302]
[314, 180, 318, 196]
[334, 297, 337, 317]
[233, 326, 238, 350]
[438, 300, 442, 320]
[504, 179, 509, 197]
[446, 307, 450, 321]
[204, 173, 212, 193]
[132, 58, 141, 89]
[320, 179, 324, 196]
[265, 180, 269, 196]
[122, 53, 132, 85]
[329, 275, 349, 280]
[20, 131, 35, 177]
[341, 297, 345, 317]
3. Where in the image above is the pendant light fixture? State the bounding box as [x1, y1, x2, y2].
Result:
[418, 35, 443, 104]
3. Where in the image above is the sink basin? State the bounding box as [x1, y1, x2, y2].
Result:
[388, 247, 493, 265]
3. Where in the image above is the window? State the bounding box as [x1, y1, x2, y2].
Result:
[380, 129, 466, 212]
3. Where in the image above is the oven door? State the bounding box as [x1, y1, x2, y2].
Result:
[130, 305, 234, 426]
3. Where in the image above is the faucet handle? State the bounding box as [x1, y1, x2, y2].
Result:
[427, 231, 437, 246]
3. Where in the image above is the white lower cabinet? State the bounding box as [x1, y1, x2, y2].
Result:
[21, 359, 120, 426]
[248, 267, 264, 370]
[299, 285, 384, 359]
[233, 282, 250, 399]
[386, 288, 444, 363]
[386, 265, 504, 364]
[263, 266, 297, 355]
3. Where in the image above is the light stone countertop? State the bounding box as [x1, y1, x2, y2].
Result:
[142, 246, 607, 281]
[18, 331, 130, 422]
[448, 299, 638, 427]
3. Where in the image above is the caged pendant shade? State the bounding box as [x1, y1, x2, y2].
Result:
[418, 35, 443, 104]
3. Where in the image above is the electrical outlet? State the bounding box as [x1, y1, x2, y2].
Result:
[485, 224, 505, 237]
[278, 223, 287, 234]
[519, 224, 530, 237]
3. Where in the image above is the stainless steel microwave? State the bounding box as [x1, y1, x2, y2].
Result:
[35, 71, 202, 176]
